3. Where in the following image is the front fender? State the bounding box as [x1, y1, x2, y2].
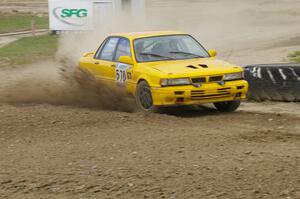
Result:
[128, 74, 161, 96]
[137, 74, 155, 86]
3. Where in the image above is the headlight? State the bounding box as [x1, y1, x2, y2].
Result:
[223, 72, 244, 81]
[160, 78, 191, 86]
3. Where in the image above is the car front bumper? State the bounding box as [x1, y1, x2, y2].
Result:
[151, 80, 248, 106]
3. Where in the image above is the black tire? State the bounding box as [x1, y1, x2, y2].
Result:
[135, 81, 157, 112]
[244, 63, 300, 102]
[214, 100, 241, 112]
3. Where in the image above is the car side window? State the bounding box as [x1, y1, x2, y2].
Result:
[98, 37, 119, 61]
[94, 39, 107, 60]
[114, 38, 131, 61]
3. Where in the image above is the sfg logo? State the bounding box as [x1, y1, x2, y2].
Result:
[53, 7, 89, 26]
[60, 9, 88, 18]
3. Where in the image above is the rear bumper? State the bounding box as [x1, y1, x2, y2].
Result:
[151, 80, 248, 106]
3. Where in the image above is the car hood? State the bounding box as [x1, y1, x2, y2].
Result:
[142, 58, 242, 77]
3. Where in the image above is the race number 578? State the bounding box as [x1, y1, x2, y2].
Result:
[116, 63, 129, 84]
[116, 68, 127, 82]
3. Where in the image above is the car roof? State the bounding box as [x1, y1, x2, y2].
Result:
[109, 31, 187, 40]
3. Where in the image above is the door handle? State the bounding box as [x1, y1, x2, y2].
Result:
[111, 64, 116, 67]
[94, 61, 99, 65]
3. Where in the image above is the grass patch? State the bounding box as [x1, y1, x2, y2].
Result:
[0, 13, 48, 33]
[287, 51, 300, 63]
[0, 34, 58, 67]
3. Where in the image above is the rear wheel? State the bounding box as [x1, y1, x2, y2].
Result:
[135, 81, 157, 112]
[214, 100, 241, 112]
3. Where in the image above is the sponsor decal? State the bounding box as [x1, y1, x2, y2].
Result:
[53, 7, 89, 26]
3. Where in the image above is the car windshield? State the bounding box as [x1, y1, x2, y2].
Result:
[134, 35, 210, 62]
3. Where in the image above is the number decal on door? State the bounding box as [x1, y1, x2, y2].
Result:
[116, 63, 130, 84]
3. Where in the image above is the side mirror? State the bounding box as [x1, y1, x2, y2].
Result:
[118, 56, 133, 65]
[83, 51, 95, 57]
[208, 49, 217, 57]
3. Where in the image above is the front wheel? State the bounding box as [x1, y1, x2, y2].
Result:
[135, 81, 157, 112]
[214, 100, 241, 112]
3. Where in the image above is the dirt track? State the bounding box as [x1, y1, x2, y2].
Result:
[1, 0, 300, 198]
[0, 103, 299, 199]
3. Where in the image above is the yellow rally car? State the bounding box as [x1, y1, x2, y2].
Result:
[79, 31, 248, 112]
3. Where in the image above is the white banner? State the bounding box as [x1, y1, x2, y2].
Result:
[49, 0, 94, 30]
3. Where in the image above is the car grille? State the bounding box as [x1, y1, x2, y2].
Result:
[191, 77, 206, 83]
[191, 87, 231, 100]
[209, 76, 223, 82]
[191, 75, 223, 83]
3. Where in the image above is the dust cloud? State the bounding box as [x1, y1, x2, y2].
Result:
[0, 61, 135, 111]
[0, 0, 299, 108]
[57, 0, 300, 65]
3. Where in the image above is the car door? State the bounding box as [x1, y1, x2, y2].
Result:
[111, 37, 133, 90]
[91, 37, 120, 85]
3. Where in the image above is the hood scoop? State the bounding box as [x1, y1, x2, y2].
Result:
[186, 65, 198, 69]
[186, 64, 209, 69]
[199, 64, 208, 68]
